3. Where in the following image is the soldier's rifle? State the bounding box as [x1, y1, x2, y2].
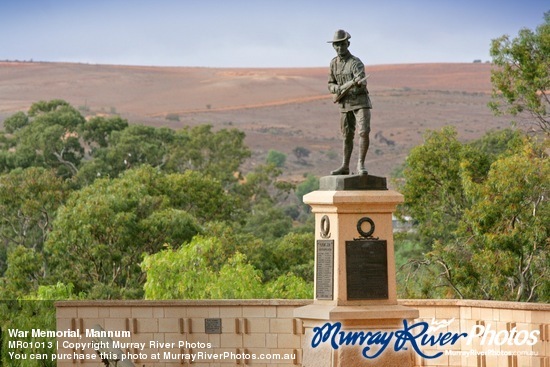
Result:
[333, 74, 369, 103]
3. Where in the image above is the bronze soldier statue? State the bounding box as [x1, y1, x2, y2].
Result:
[327, 29, 372, 175]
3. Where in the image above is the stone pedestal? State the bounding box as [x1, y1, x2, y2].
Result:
[294, 175, 418, 367]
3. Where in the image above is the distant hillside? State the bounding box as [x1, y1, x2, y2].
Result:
[0, 62, 512, 181]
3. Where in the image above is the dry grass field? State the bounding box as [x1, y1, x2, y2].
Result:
[0, 62, 512, 182]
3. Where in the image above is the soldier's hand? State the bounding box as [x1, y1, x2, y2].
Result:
[340, 80, 354, 91]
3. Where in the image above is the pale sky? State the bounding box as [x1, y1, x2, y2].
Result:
[0, 0, 547, 67]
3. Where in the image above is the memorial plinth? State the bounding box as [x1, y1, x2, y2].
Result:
[294, 175, 418, 367]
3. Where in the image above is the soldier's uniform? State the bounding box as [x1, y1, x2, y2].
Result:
[328, 53, 372, 113]
[328, 29, 372, 175]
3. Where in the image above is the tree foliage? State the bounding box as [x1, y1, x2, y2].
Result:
[142, 235, 312, 300]
[1, 100, 86, 176]
[398, 127, 472, 245]
[490, 11, 550, 134]
[79, 124, 175, 181]
[261, 232, 315, 283]
[164, 125, 251, 188]
[266, 149, 287, 167]
[1, 246, 44, 298]
[141, 236, 243, 299]
[398, 128, 549, 302]
[295, 173, 319, 203]
[459, 141, 549, 301]
[398, 15, 550, 301]
[81, 115, 128, 148]
[0, 100, 313, 303]
[0, 101, 252, 188]
[0, 167, 68, 278]
[44, 166, 227, 298]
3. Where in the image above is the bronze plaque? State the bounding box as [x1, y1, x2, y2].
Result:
[316, 240, 334, 300]
[345, 240, 388, 300]
[205, 318, 222, 334]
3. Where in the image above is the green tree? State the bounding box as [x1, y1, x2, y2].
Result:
[3, 111, 29, 134]
[397, 128, 521, 247]
[398, 127, 470, 245]
[490, 11, 550, 134]
[1, 103, 254, 188]
[0, 100, 86, 177]
[266, 149, 287, 167]
[261, 232, 315, 283]
[79, 124, 175, 181]
[165, 125, 251, 188]
[0, 102, 137, 181]
[209, 253, 265, 299]
[81, 115, 128, 149]
[235, 163, 294, 207]
[242, 199, 293, 243]
[0, 167, 69, 281]
[0, 100, 315, 303]
[459, 139, 549, 301]
[398, 128, 549, 301]
[0, 246, 44, 298]
[182, 221, 313, 293]
[142, 236, 264, 299]
[44, 166, 238, 298]
[265, 273, 313, 299]
[142, 234, 312, 300]
[164, 170, 239, 222]
[295, 174, 319, 203]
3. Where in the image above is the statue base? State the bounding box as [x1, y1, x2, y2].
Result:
[295, 304, 418, 367]
[320, 174, 387, 191]
[297, 184, 418, 366]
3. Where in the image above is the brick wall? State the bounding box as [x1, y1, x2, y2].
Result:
[400, 300, 550, 367]
[55, 299, 550, 367]
[55, 300, 309, 367]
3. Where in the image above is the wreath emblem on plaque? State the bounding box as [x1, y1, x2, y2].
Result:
[356, 217, 378, 239]
[320, 215, 331, 238]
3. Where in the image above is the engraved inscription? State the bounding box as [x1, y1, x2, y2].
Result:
[346, 240, 388, 300]
[316, 240, 334, 300]
[205, 318, 222, 334]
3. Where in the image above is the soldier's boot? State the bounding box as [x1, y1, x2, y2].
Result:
[331, 139, 353, 175]
[357, 135, 369, 176]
